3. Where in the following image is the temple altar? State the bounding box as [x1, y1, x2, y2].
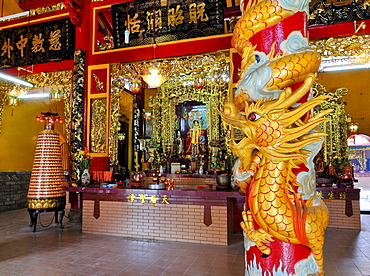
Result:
[67, 186, 245, 246]
[65, 184, 360, 248]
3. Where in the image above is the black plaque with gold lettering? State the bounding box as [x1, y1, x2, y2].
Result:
[309, 0, 370, 26]
[112, 0, 224, 48]
[0, 18, 75, 68]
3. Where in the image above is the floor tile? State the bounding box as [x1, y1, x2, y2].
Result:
[0, 209, 369, 276]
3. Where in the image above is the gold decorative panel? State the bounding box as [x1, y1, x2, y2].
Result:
[313, 82, 350, 162]
[87, 65, 110, 156]
[70, 49, 85, 181]
[312, 34, 370, 58]
[151, 82, 229, 154]
[30, 3, 66, 16]
[0, 82, 13, 134]
[109, 71, 124, 165]
[310, 34, 370, 70]
[90, 98, 108, 153]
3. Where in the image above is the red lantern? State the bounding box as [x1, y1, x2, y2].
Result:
[50, 88, 64, 102]
[143, 110, 153, 121]
[36, 111, 63, 125]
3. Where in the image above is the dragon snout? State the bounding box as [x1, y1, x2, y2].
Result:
[222, 102, 240, 119]
[219, 102, 250, 134]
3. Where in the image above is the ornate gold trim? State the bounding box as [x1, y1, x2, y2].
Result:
[92, 5, 113, 55]
[111, 50, 231, 166]
[93, 73, 104, 91]
[93, 33, 233, 55]
[87, 64, 110, 157]
[0, 82, 13, 134]
[311, 34, 370, 62]
[71, 50, 85, 181]
[0, 13, 70, 31]
[27, 196, 66, 210]
[109, 68, 124, 165]
[90, 98, 108, 153]
[312, 82, 350, 163]
[30, 3, 67, 16]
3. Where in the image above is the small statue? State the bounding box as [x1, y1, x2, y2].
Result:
[185, 120, 207, 156]
[174, 131, 184, 157]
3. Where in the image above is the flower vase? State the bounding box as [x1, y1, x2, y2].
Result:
[81, 169, 91, 186]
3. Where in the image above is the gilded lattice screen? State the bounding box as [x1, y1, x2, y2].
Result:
[312, 82, 350, 163]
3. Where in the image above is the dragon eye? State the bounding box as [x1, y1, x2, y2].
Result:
[248, 112, 261, 121]
[255, 55, 261, 63]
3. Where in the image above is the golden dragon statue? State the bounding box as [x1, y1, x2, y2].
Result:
[220, 0, 331, 275]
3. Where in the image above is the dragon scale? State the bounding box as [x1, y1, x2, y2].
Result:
[222, 0, 331, 271]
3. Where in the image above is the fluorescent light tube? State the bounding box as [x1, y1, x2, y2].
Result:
[0, 11, 30, 22]
[320, 64, 370, 72]
[0, 72, 34, 87]
[19, 93, 49, 99]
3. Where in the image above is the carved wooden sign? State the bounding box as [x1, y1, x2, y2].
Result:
[0, 18, 75, 68]
[112, 0, 224, 48]
[309, 0, 370, 26]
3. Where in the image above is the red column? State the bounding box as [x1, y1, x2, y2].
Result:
[240, 11, 313, 275]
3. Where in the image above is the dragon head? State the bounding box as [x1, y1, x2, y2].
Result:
[221, 74, 332, 166]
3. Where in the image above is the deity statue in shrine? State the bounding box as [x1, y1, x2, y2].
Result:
[185, 119, 207, 157]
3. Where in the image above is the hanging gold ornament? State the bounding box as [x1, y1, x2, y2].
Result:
[6, 86, 27, 115]
[6, 95, 19, 107]
[129, 77, 142, 93]
[50, 87, 64, 102]
[142, 68, 167, 88]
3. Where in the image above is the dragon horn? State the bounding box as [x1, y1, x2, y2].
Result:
[307, 108, 333, 123]
[282, 117, 329, 142]
[276, 137, 323, 154]
[280, 95, 329, 125]
[265, 74, 316, 113]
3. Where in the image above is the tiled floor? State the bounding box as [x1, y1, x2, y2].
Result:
[0, 209, 369, 276]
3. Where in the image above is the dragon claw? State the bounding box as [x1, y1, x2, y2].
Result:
[241, 212, 273, 255]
